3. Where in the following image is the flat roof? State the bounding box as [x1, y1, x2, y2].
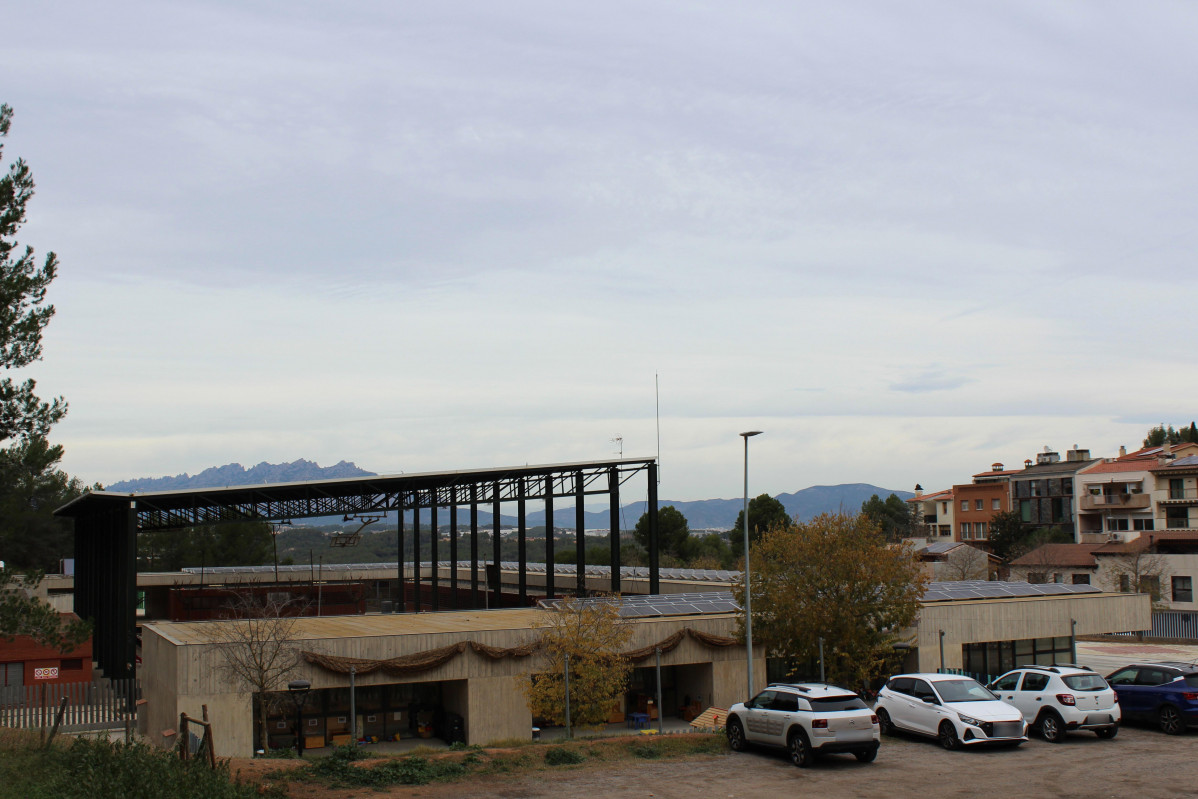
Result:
[145, 605, 736, 647]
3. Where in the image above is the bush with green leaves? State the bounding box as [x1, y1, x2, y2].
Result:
[0, 737, 277, 799]
[544, 746, 586, 766]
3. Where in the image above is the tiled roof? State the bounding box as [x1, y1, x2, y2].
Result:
[1010, 544, 1101, 568]
[1082, 460, 1154, 475]
[908, 488, 953, 503]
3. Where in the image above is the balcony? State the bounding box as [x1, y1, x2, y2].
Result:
[1079, 493, 1150, 511]
[1162, 487, 1198, 503]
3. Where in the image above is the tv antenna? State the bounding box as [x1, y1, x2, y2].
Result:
[611, 436, 623, 458]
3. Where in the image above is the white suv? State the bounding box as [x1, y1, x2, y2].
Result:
[874, 673, 1027, 749]
[725, 683, 880, 767]
[988, 665, 1120, 742]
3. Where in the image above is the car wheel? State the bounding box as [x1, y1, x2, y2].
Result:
[1095, 725, 1118, 740]
[876, 708, 895, 736]
[726, 718, 747, 751]
[788, 729, 814, 768]
[939, 721, 961, 751]
[1039, 712, 1065, 743]
[1159, 705, 1186, 736]
[854, 747, 878, 763]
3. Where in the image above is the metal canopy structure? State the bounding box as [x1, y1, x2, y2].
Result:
[55, 457, 659, 679]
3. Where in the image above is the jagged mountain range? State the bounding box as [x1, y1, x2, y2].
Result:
[105, 460, 910, 530]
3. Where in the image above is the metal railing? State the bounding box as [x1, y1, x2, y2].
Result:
[0, 678, 139, 732]
[1108, 611, 1198, 641]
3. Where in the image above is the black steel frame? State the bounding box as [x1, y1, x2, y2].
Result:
[56, 458, 659, 679]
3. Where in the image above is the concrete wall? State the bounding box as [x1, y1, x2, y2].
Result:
[141, 612, 753, 757]
[915, 592, 1150, 672]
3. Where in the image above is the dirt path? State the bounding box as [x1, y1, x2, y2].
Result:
[232, 723, 1196, 799]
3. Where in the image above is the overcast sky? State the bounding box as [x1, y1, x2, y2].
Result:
[4, 1, 1197, 505]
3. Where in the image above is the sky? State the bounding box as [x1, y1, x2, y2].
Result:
[4, 1, 1197, 507]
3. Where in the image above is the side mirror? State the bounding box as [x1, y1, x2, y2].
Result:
[921, 696, 938, 705]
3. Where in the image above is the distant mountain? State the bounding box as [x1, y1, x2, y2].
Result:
[105, 460, 910, 532]
[105, 459, 376, 492]
[526, 483, 913, 530]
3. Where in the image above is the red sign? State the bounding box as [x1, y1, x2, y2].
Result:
[33, 667, 59, 680]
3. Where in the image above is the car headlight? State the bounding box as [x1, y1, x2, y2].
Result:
[956, 713, 984, 727]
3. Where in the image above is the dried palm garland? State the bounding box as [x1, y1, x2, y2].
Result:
[302, 627, 739, 676]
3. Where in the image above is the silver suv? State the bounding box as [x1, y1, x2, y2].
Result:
[725, 683, 880, 767]
[988, 664, 1120, 742]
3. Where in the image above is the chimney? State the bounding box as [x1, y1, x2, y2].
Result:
[1066, 446, 1091, 462]
[1024, 459, 1033, 468]
[1119, 445, 1126, 457]
[991, 463, 1004, 472]
[914, 484, 924, 498]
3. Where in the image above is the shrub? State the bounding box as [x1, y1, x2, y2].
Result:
[544, 746, 586, 766]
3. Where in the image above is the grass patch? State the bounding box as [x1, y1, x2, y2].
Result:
[282, 732, 729, 791]
[0, 736, 279, 799]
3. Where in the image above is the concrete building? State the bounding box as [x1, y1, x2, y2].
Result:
[1010, 446, 1098, 541]
[137, 576, 1148, 757]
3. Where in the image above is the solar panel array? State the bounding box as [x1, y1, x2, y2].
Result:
[922, 580, 1101, 602]
[181, 562, 741, 582]
[538, 591, 740, 619]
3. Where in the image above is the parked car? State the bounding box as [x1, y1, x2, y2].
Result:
[1105, 662, 1198, 735]
[725, 683, 880, 767]
[988, 664, 1120, 742]
[874, 673, 1027, 750]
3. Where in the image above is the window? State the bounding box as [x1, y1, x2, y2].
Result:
[1141, 576, 1162, 600]
[61, 658, 84, 671]
[941, 502, 948, 514]
[1133, 518, 1155, 531]
[1028, 573, 1047, 584]
[976, 522, 987, 539]
[1119, 574, 1131, 592]
[961, 500, 969, 512]
[1072, 574, 1090, 585]
[1021, 673, 1050, 692]
[1031, 482, 1042, 497]
[771, 692, 799, 712]
[960, 522, 971, 538]
[992, 673, 1020, 691]
[1173, 576, 1193, 604]
[1172, 479, 1186, 500]
[1108, 518, 1129, 531]
[1167, 508, 1191, 529]
[1020, 500, 1032, 522]
[975, 499, 983, 511]
[992, 498, 1002, 510]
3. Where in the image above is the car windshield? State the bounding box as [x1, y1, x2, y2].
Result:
[934, 679, 997, 703]
[1063, 674, 1108, 691]
[809, 696, 867, 711]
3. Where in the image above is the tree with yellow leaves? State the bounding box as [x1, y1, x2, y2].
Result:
[734, 512, 927, 689]
[522, 596, 633, 730]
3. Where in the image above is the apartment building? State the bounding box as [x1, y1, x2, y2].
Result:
[1009, 446, 1097, 541]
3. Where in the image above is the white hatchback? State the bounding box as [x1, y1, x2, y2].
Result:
[726, 683, 880, 767]
[988, 665, 1120, 742]
[874, 673, 1028, 749]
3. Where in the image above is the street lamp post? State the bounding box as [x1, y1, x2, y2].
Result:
[741, 430, 762, 698]
[288, 679, 311, 757]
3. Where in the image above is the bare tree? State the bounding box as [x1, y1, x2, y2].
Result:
[939, 546, 990, 581]
[204, 591, 307, 752]
[1102, 550, 1172, 609]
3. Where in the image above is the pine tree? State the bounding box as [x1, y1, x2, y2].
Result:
[1, 103, 67, 446]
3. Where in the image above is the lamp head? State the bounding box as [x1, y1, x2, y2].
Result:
[740, 431, 763, 439]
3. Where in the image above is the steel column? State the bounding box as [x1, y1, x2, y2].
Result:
[648, 461, 659, 594]
[575, 471, 586, 597]
[545, 475, 555, 600]
[413, 505, 421, 611]
[450, 502, 459, 609]
[609, 467, 621, 594]
[431, 503, 439, 611]
[469, 486, 479, 609]
[397, 506, 405, 612]
[492, 491, 502, 608]
[518, 478, 527, 604]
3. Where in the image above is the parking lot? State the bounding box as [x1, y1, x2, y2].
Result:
[409, 722, 1195, 799]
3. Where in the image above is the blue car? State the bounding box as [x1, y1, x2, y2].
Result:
[1105, 662, 1198, 735]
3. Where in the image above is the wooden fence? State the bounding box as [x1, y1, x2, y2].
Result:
[0, 679, 139, 733]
